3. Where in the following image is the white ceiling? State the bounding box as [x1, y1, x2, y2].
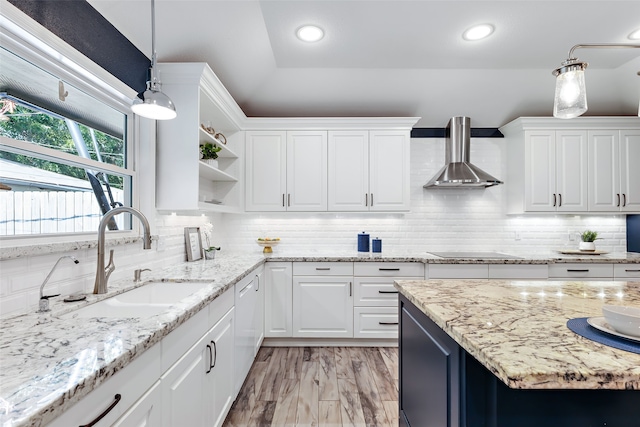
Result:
[87, 0, 640, 127]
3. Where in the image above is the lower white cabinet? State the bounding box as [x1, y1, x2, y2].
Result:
[614, 264, 640, 280]
[254, 266, 265, 354]
[265, 262, 293, 337]
[292, 275, 354, 338]
[113, 381, 162, 427]
[548, 263, 614, 280]
[161, 307, 235, 427]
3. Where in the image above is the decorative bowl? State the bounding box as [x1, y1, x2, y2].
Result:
[257, 238, 280, 253]
[602, 305, 640, 337]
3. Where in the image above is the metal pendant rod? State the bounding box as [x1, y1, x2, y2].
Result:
[567, 43, 640, 59]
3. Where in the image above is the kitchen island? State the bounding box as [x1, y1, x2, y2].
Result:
[395, 278, 640, 427]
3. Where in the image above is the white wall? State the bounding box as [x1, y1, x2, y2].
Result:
[218, 138, 627, 253]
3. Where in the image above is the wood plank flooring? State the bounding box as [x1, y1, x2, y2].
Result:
[223, 347, 399, 427]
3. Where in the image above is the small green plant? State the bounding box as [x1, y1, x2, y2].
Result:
[581, 230, 598, 242]
[205, 245, 221, 252]
[200, 142, 222, 160]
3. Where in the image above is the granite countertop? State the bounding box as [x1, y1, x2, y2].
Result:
[395, 278, 640, 390]
[2, 249, 640, 426]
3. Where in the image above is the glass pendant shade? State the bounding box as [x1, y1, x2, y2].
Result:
[131, 88, 177, 120]
[553, 63, 588, 119]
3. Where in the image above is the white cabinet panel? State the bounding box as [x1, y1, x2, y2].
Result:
[525, 131, 556, 212]
[620, 130, 640, 212]
[488, 264, 548, 279]
[369, 130, 411, 211]
[555, 131, 588, 212]
[548, 263, 613, 280]
[234, 274, 257, 395]
[287, 131, 328, 211]
[328, 130, 369, 211]
[245, 131, 287, 211]
[429, 264, 489, 279]
[208, 308, 235, 427]
[589, 130, 620, 211]
[265, 262, 293, 337]
[292, 276, 353, 338]
[254, 267, 265, 354]
[354, 277, 400, 307]
[614, 264, 640, 280]
[354, 262, 424, 277]
[113, 381, 162, 427]
[353, 307, 399, 339]
[293, 261, 354, 276]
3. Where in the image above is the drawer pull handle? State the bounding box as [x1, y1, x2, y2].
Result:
[567, 269, 589, 272]
[316, 267, 331, 271]
[349, 281, 352, 297]
[211, 340, 217, 368]
[378, 290, 399, 294]
[379, 321, 399, 326]
[206, 344, 213, 374]
[79, 394, 121, 427]
[623, 193, 627, 207]
[379, 268, 400, 271]
[625, 269, 640, 273]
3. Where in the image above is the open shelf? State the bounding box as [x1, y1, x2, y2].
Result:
[199, 128, 238, 158]
[198, 161, 238, 182]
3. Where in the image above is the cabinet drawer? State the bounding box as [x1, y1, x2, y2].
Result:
[614, 264, 640, 279]
[488, 264, 548, 279]
[354, 307, 398, 339]
[293, 262, 353, 276]
[548, 263, 613, 279]
[354, 262, 424, 277]
[354, 277, 401, 306]
[428, 264, 489, 279]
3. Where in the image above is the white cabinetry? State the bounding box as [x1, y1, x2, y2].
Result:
[503, 117, 640, 214]
[328, 130, 411, 211]
[264, 262, 293, 337]
[353, 262, 424, 339]
[113, 381, 162, 427]
[589, 129, 640, 212]
[292, 262, 354, 338]
[548, 263, 614, 280]
[245, 131, 327, 211]
[156, 63, 244, 212]
[254, 266, 265, 353]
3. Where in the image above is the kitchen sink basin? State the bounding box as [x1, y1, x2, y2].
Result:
[60, 281, 211, 319]
[428, 251, 523, 260]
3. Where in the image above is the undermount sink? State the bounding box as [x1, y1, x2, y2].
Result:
[60, 281, 211, 319]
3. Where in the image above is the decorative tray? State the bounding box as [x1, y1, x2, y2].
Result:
[557, 249, 609, 255]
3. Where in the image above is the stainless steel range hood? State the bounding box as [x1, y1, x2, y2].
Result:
[424, 116, 503, 188]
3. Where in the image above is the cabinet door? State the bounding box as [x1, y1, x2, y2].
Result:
[286, 131, 328, 211]
[620, 130, 640, 212]
[208, 308, 235, 427]
[234, 276, 256, 395]
[369, 130, 411, 211]
[524, 131, 556, 211]
[161, 332, 210, 427]
[328, 130, 370, 211]
[588, 130, 621, 211]
[265, 262, 293, 337]
[254, 268, 265, 354]
[292, 276, 353, 338]
[245, 131, 287, 211]
[113, 381, 162, 427]
[555, 130, 588, 212]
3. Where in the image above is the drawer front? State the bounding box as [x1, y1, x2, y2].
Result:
[428, 264, 489, 279]
[549, 263, 613, 279]
[293, 262, 353, 276]
[614, 264, 640, 279]
[354, 262, 425, 277]
[488, 264, 548, 279]
[354, 307, 398, 339]
[354, 277, 401, 306]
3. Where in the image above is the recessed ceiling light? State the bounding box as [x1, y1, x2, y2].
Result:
[296, 25, 324, 42]
[462, 24, 494, 41]
[629, 28, 640, 40]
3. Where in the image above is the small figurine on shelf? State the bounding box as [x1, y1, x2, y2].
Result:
[200, 142, 222, 167]
[201, 223, 221, 259]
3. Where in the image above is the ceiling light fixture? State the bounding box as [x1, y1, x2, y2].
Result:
[296, 25, 324, 42]
[131, 0, 177, 120]
[629, 28, 640, 40]
[462, 24, 494, 41]
[552, 43, 640, 119]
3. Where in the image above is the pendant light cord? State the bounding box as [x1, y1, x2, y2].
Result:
[149, 0, 158, 90]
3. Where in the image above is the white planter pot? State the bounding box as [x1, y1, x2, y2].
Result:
[203, 158, 218, 168]
[579, 241, 596, 251]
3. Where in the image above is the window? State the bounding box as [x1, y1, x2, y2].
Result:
[0, 46, 134, 237]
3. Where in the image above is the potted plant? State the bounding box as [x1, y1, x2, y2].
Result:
[579, 230, 598, 251]
[200, 142, 222, 168]
[200, 222, 221, 259]
[204, 245, 221, 259]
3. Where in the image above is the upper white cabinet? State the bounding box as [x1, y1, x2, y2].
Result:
[156, 63, 245, 213]
[502, 117, 640, 214]
[589, 129, 640, 212]
[245, 131, 327, 211]
[328, 130, 411, 211]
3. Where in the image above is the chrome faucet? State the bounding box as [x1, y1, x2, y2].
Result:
[134, 268, 151, 282]
[94, 207, 152, 294]
[39, 256, 79, 312]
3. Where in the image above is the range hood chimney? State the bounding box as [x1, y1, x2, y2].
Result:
[424, 116, 503, 188]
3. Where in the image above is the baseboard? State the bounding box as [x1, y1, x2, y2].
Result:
[262, 337, 398, 347]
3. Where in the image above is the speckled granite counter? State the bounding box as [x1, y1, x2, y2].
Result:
[2, 249, 640, 426]
[0, 252, 265, 427]
[395, 278, 640, 390]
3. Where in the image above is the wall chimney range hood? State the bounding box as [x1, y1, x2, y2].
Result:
[424, 116, 503, 188]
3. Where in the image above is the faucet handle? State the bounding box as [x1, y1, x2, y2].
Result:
[134, 268, 151, 282]
[38, 294, 60, 312]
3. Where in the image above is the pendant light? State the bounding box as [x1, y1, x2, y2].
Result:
[552, 43, 640, 119]
[131, 0, 177, 120]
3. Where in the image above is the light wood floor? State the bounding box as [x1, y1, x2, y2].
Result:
[223, 347, 399, 427]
